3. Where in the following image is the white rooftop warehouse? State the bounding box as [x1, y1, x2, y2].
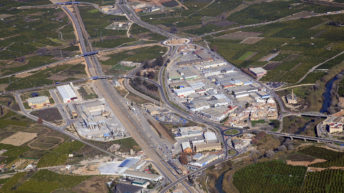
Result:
[57, 84, 78, 103]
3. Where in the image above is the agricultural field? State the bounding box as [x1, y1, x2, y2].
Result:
[80, 6, 165, 48]
[37, 140, 84, 168]
[227, 0, 341, 25]
[210, 14, 344, 83]
[0, 1, 79, 77]
[233, 161, 307, 193]
[142, 0, 242, 35]
[0, 63, 86, 91]
[101, 45, 166, 75]
[0, 170, 89, 193]
[0, 110, 67, 165]
[232, 146, 344, 193]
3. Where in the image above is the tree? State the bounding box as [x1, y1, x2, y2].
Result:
[179, 153, 188, 165]
[37, 117, 43, 124]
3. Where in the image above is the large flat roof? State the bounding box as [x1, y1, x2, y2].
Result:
[57, 84, 77, 100]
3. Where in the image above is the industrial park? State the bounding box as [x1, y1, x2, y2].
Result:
[1, 0, 344, 192]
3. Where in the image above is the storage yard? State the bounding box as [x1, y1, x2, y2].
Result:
[72, 99, 129, 141]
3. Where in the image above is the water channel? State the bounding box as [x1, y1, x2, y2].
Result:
[320, 75, 338, 113]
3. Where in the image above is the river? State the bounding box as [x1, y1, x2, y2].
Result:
[320, 75, 338, 113]
[215, 172, 226, 193]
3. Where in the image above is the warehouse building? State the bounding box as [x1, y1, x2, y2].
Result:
[173, 87, 195, 97]
[204, 131, 217, 143]
[57, 84, 78, 103]
[27, 96, 50, 109]
[249, 67, 267, 78]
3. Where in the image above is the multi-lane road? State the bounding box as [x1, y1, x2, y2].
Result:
[61, 3, 197, 192]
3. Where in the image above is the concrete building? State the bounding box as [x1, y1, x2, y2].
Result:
[204, 131, 217, 143]
[174, 87, 195, 97]
[324, 116, 344, 134]
[112, 183, 143, 193]
[249, 67, 267, 78]
[175, 126, 204, 139]
[189, 154, 223, 167]
[57, 84, 78, 103]
[188, 100, 211, 112]
[67, 103, 78, 119]
[201, 107, 232, 122]
[27, 96, 50, 109]
[178, 67, 199, 80]
[181, 141, 192, 153]
[198, 60, 227, 70]
[123, 170, 163, 182]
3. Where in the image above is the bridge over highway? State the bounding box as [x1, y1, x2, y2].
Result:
[266, 131, 344, 145]
[283, 111, 328, 118]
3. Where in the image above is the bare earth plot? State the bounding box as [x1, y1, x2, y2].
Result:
[217, 31, 262, 40]
[0, 131, 37, 146]
[240, 37, 264, 44]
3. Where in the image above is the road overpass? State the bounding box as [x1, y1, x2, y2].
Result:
[266, 131, 344, 144]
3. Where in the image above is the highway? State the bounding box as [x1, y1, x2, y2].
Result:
[116, 0, 176, 38]
[60, 3, 196, 192]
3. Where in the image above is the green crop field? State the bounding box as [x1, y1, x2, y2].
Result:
[113, 137, 141, 153]
[103, 46, 166, 66]
[299, 146, 344, 168]
[142, 0, 242, 35]
[233, 161, 307, 193]
[37, 140, 84, 168]
[238, 51, 255, 61]
[210, 14, 344, 83]
[0, 170, 89, 193]
[0, 7, 72, 59]
[233, 160, 344, 193]
[227, 0, 341, 25]
[0, 63, 86, 91]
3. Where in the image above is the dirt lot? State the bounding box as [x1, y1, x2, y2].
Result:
[286, 158, 327, 166]
[240, 37, 264, 44]
[264, 61, 283, 70]
[259, 52, 279, 62]
[30, 107, 62, 122]
[0, 131, 37, 146]
[72, 176, 109, 193]
[28, 136, 64, 150]
[217, 31, 262, 40]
